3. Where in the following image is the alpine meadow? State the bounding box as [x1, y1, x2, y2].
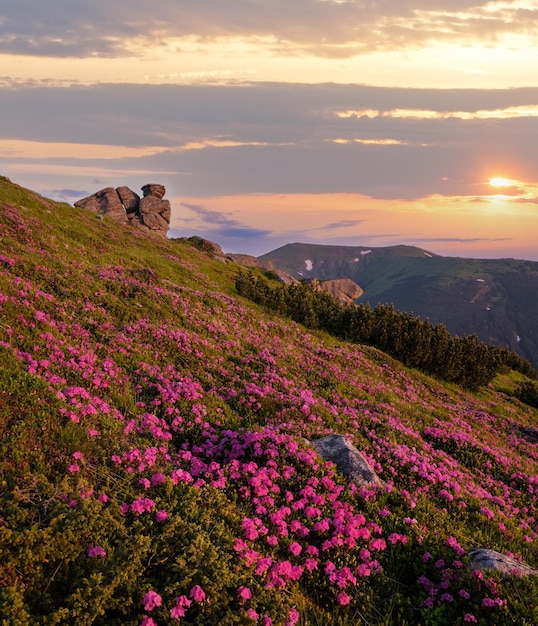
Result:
[1, 176, 538, 625]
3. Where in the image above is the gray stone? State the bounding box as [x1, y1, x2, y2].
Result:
[468, 548, 538, 577]
[139, 196, 171, 236]
[140, 211, 169, 233]
[75, 183, 170, 237]
[141, 183, 166, 199]
[116, 186, 140, 216]
[74, 187, 127, 222]
[312, 278, 363, 305]
[226, 253, 261, 267]
[310, 434, 383, 488]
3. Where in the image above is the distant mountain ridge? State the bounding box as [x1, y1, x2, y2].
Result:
[259, 242, 538, 369]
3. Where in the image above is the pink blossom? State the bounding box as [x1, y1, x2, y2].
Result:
[152, 472, 166, 485]
[170, 594, 191, 619]
[190, 585, 206, 603]
[305, 558, 318, 571]
[464, 614, 478, 623]
[140, 617, 157, 626]
[67, 463, 80, 474]
[143, 590, 162, 611]
[155, 510, 168, 523]
[87, 544, 106, 558]
[337, 592, 351, 605]
[356, 563, 371, 577]
[237, 586, 252, 601]
[289, 541, 302, 556]
[482, 597, 496, 608]
[369, 538, 386, 552]
[285, 607, 299, 625]
[480, 506, 495, 520]
[131, 497, 155, 515]
[255, 557, 273, 575]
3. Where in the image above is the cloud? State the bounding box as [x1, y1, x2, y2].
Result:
[51, 188, 88, 201]
[410, 237, 513, 243]
[179, 201, 272, 240]
[316, 219, 366, 230]
[1, 1, 537, 59]
[1, 82, 538, 202]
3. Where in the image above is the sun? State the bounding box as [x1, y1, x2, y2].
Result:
[489, 176, 512, 187]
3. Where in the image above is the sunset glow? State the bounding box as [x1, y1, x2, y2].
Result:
[0, 2, 537, 260]
[489, 177, 514, 188]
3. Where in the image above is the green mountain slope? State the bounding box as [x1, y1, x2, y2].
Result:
[1, 177, 538, 625]
[259, 243, 538, 369]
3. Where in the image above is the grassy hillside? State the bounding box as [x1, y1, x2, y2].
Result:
[1, 177, 538, 625]
[259, 243, 538, 369]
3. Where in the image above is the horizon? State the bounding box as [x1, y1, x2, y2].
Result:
[1, 2, 537, 261]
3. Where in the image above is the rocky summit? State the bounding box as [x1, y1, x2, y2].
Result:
[74, 183, 171, 237]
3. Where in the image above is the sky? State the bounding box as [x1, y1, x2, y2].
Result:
[1, 1, 538, 261]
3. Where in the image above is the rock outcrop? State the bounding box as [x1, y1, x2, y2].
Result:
[309, 434, 384, 488]
[468, 548, 538, 577]
[74, 184, 171, 237]
[310, 278, 363, 305]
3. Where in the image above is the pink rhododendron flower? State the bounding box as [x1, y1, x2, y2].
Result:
[87, 544, 106, 558]
[369, 538, 386, 551]
[143, 590, 162, 611]
[337, 592, 351, 605]
[170, 594, 191, 619]
[190, 585, 206, 603]
[480, 506, 495, 520]
[305, 558, 318, 572]
[152, 472, 166, 485]
[285, 607, 299, 625]
[155, 510, 168, 523]
[237, 586, 252, 601]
